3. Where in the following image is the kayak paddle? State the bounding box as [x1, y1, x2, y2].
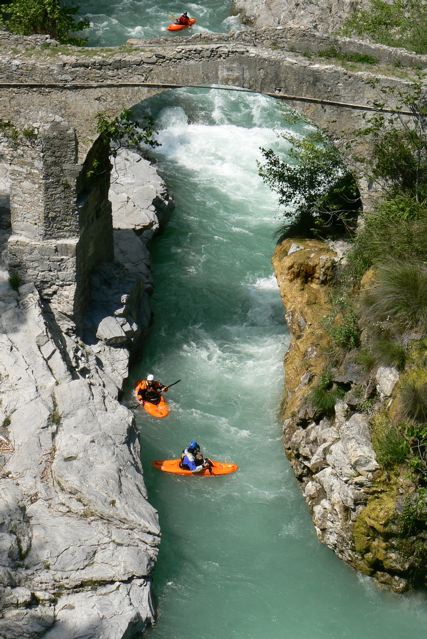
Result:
[164, 379, 181, 391]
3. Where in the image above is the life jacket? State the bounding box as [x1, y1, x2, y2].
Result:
[177, 14, 190, 25]
[135, 379, 161, 404]
[180, 448, 195, 469]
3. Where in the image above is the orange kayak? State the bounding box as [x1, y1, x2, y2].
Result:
[167, 18, 197, 31]
[134, 382, 170, 419]
[152, 459, 239, 476]
[141, 395, 170, 418]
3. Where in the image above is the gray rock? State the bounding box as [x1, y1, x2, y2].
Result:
[376, 366, 399, 397]
[339, 413, 379, 474]
[0, 269, 160, 636]
[110, 149, 173, 238]
[288, 243, 303, 255]
[96, 316, 128, 345]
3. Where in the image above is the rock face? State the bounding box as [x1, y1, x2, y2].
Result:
[0, 280, 160, 638]
[0, 148, 171, 637]
[232, 0, 370, 34]
[85, 148, 174, 359]
[110, 149, 173, 241]
[273, 239, 420, 592]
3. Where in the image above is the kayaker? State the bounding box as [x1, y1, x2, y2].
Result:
[176, 11, 191, 25]
[137, 374, 167, 405]
[180, 440, 212, 473]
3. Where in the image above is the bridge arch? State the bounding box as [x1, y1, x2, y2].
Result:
[0, 31, 418, 328]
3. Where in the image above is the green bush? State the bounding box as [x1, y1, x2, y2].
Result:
[342, 0, 427, 54]
[310, 370, 345, 417]
[345, 196, 427, 284]
[360, 262, 427, 332]
[0, 0, 89, 45]
[371, 129, 427, 201]
[259, 130, 361, 239]
[96, 110, 159, 157]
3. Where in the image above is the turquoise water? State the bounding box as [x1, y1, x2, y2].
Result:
[126, 88, 427, 639]
[74, 0, 238, 46]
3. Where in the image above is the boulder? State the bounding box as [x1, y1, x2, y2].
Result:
[376, 366, 399, 398]
[96, 316, 129, 345]
[339, 413, 379, 474]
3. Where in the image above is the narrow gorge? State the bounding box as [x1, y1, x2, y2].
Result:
[0, 1, 426, 638]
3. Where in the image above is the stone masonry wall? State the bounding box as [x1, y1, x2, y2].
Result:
[6, 119, 113, 330]
[0, 27, 424, 163]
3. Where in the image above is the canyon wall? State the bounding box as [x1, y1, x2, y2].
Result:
[0, 124, 172, 636]
[233, 0, 370, 33]
[273, 239, 425, 592]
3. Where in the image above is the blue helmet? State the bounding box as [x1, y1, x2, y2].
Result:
[188, 440, 199, 452]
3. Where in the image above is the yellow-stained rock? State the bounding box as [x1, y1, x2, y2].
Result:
[272, 239, 335, 419]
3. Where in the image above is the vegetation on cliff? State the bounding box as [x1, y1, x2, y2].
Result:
[327, 86, 426, 585]
[342, 0, 427, 55]
[258, 130, 362, 239]
[265, 80, 426, 588]
[0, 0, 88, 44]
[96, 110, 159, 157]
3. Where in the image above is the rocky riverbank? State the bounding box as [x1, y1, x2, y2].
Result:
[232, 0, 370, 33]
[273, 238, 426, 592]
[0, 150, 172, 637]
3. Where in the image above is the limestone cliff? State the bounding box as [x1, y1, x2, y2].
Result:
[0, 142, 172, 637]
[232, 0, 370, 33]
[273, 239, 426, 592]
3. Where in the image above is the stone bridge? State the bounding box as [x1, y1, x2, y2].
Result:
[0, 26, 424, 328]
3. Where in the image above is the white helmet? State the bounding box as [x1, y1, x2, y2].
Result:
[147, 374, 154, 382]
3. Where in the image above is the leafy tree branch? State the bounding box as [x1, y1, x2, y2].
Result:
[0, 0, 89, 45]
[258, 130, 361, 238]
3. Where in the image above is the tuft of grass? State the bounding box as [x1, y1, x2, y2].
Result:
[51, 408, 61, 426]
[361, 261, 427, 332]
[310, 370, 345, 417]
[330, 307, 360, 350]
[22, 127, 37, 140]
[318, 47, 377, 64]
[345, 196, 427, 285]
[342, 0, 427, 55]
[399, 492, 427, 536]
[326, 291, 360, 352]
[399, 380, 427, 423]
[356, 349, 377, 371]
[372, 414, 410, 468]
[372, 336, 407, 370]
[2, 416, 11, 428]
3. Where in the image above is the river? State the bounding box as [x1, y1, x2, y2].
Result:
[81, 5, 427, 638]
[76, 0, 240, 46]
